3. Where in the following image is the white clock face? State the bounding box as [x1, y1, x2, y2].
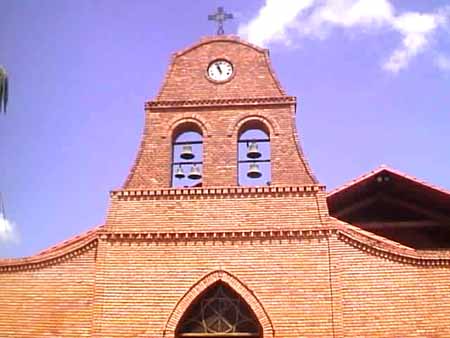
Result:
[207, 60, 233, 82]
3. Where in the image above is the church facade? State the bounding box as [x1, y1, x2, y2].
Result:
[1, 35, 450, 338]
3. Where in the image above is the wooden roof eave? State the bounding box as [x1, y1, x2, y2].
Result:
[327, 165, 450, 217]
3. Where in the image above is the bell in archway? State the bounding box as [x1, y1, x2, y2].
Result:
[174, 165, 185, 179]
[247, 163, 262, 178]
[180, 144, 194, 160]
[188, 164, 202, 180]
[246, 142, 261, 159]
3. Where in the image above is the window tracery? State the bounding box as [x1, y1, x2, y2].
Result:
[177, 283, 261, 337]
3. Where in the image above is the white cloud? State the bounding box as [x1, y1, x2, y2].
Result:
[239, 0, 449, 72]
[393, 12, 439, 35]
[238, 0, 315, 47]
[295, 0, 395, 40]
[383, 12, 442, 72]
[435, 54, 450, 71]
[0, 213, 19, 244]
[312, 0, 394, 28]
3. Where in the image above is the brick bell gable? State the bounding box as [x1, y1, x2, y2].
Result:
[124, 35, 317, 189]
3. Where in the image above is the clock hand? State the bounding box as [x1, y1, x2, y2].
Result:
[216, 64, 222, 74]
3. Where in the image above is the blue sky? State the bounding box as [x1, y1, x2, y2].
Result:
[1, 0, 449, 258]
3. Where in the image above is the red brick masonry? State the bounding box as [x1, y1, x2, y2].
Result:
[1, 36, 449, 338]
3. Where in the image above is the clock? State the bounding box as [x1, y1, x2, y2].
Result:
[207, 59, 233, 82]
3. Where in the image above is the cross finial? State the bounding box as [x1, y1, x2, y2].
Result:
[208, 7, 233, 35]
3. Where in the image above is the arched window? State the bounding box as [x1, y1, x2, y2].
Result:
[237, 122, 270, 186]
[172, 124, 203, 188]
[176, 282, 261, 337]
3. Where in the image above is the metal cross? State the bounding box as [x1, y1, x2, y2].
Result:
[208, 7, 233, 35]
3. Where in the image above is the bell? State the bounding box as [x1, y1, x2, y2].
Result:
[247, 163, 262, 178]
[174, 165, 185, 179]
[246, 142, 261, 159]
[187, 164, 202, 180]
[180, 145, 194, 160]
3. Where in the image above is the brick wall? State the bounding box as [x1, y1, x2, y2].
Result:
[330, 233, 450, 337]
[106, 188, 327, 232]
[156, 36, 284, 101]
[0, 247, 96, 337]
[125, 104, 316, 189]
[92, 235, 334, 338]
[2, 221, 450, 337]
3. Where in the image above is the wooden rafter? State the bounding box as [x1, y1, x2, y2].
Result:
[381, 195, 450, 225]
[355, 220, 442, 229]
[332, 194, 380, 218]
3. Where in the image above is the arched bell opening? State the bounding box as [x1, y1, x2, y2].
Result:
[172, 122, 203, 188]
[176, 282, 262, 338]
[237, 121, 271, 187]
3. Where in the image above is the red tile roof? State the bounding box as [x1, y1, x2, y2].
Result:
[328, 164, 450, 198]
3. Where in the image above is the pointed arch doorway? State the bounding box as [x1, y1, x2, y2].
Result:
[176, 282, 262, 338]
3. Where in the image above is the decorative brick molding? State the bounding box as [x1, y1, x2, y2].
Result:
[100, 226, 450, 268]
[0, 239, 98, 273]
[164, 114, 212, 139]
[337, 230, 450, 267]
[227, 113, 281, 137]
[162, 270, 275, 338]
[3, 223, 450, 273]
[101, 228, 334, 244]
[110, 185, 325, 200]
[146, 96, 296, 110]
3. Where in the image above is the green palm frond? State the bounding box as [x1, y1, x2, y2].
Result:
[0, 66, 8, 113]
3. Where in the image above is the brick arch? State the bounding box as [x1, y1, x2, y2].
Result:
[227, 114, 280, 137]
[164, 114, 212, 139]
[162, 270, 274, 338]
